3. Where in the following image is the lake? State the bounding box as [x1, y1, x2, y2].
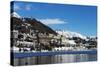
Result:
[13, 54, 97, 66]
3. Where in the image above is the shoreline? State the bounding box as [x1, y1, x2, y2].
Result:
[12, 50, 97, 58]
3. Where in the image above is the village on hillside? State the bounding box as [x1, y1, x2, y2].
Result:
[11, 12, 97, 53]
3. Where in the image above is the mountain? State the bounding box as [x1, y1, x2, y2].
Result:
[11, 12, 95, 40]
[11, 12, 57, 35]
[24, 18, 57, 35]
[56, 30, 86, 39]
[11, 12, 21, 18]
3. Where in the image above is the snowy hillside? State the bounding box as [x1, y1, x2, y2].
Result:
[11, 12, 21, 18]
[56, 30, 86, 39]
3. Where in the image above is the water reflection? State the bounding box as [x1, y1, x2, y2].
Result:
[14, 54, 97, 66]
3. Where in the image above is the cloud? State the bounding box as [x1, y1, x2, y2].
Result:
[25, 5, 31, 11]
[14, 5, 20, 11]
[13, 4, 31, 11]
[39, 18, 67, 25]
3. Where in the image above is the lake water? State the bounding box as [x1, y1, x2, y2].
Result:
[13, 54, 97, 66]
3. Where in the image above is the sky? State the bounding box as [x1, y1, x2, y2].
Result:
[11, 1, 97, 36]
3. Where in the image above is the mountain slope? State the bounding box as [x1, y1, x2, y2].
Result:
[11, 12, 21, 18]
[11, 12, 57, 35]
[57, 30, 86, 39]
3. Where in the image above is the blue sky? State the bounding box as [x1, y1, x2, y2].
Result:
[11, 1, 97, 36]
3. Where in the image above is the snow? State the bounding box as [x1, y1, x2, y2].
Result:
[89, 36, 97, 38]
[11, 46, 19, 52]
[57, 30, 86, 39]
[11, 12, 21, 18]
[53, 47, 74, 51]
[66, 40, 76, 45]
